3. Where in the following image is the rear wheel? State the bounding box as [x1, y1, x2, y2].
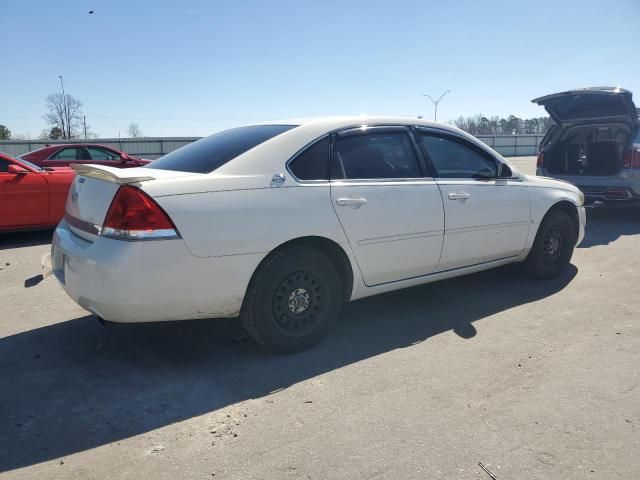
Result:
[523, 210, 576, 279]
[241, 246, 343, 353]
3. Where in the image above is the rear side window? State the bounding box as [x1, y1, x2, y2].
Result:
[51, 147, 84, 161]
[289, 137, 330, 180]
[149, 125, 296, 173]
[333, 131, 421, 179]
[417, 134, 497, 178]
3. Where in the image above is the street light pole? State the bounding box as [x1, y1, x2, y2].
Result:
[422, 90, 451, 122]
[59, 75, 69, 139]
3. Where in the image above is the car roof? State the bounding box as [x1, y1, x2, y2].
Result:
[40, 143, 115, 149]
[260, 115, 458, 131]
[212, 116, 504, 177]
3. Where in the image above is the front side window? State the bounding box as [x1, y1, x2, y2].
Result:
[149, 124, 296, 173]
[86, 147, 120, 161]
[333, 130, 421, 180]
[417, 133, 497, 179]
[288, 137, 330, 180]
[50, 147, 84, 161]
[0, 159, 9, 172]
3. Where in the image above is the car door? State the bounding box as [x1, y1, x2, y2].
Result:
[330, 126, 445, 286]
[0, 158, 49, 228]
[414, 128, 531, 270]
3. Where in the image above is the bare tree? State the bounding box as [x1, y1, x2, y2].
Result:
[452, 114, 553, 136]
[44, 93, 83, 139]
[127, 122, 142, 138]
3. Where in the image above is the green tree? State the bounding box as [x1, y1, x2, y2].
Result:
[0, 124, 11, 140]
[48, 127, 64, 139]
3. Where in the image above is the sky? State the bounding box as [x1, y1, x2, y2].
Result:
[2, 0, 639, 138]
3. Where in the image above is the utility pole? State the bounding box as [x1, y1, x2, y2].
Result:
[83, 116, 87, 139]
[59, 75, 69, 138]
[422, 90, 451, 122]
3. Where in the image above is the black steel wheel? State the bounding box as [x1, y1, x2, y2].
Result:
[271, 269, 330, 337]
[524, 210, 576, 279]
[241, 246, 343, 353]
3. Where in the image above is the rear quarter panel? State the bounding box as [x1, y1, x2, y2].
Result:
[155, 183, 351, 259]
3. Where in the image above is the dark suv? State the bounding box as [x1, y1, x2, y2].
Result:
[533, 87, 640, 204]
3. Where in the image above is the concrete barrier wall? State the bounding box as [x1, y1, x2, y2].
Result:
[0, 134, 543, 159]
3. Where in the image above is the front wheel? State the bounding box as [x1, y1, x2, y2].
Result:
[523, 210, 577, 279]
[240, 246, 343, 353]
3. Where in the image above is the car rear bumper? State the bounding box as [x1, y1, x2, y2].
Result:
[45, 220, 265, 323]
[578, 186, 640, 204]
[536, 168, 640, 203]
[577, 206, 586, 245]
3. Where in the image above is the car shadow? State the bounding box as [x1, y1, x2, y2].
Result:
[0, 229, 53, 250]
[0, 263, 577, 472]
[579, 204, 640, 248]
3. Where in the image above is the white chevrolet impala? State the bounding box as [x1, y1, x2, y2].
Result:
[43, 117, 586, 352]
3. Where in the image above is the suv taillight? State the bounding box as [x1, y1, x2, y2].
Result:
[623, 146, 640, 169]
[102, 185, 179, 240]
[536, 151, 544, 168]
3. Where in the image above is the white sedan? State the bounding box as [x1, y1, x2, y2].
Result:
[43, 117, 586, 353]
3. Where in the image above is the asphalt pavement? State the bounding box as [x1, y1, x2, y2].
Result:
[1, 157, 639, 479]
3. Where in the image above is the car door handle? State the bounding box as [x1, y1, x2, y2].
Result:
[448, 192, 471, 200]
[336, 197, 367, 208]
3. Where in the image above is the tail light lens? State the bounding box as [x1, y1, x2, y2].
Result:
[102, 185, 179, 240]
[536, 151, 544, 168]
[623, 147, 640, 169]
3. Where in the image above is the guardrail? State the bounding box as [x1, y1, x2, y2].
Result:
[0, 134, 543, 159]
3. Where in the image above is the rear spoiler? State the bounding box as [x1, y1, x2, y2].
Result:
[71, 163, 155, 184]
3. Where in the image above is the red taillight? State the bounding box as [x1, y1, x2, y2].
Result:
[623, 147, 640, 169]
[536, 151, 544, 168]
[102, 185, 179, 240]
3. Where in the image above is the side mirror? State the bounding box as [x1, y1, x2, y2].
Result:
[497, 163, 513, 178]
[8, 164, 29, 174]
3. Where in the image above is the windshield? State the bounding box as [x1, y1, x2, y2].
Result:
[148, 124, 297, 173]
[4, 153, 43, 171]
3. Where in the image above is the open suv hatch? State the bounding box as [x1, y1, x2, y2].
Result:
[533, 87, 640, 204]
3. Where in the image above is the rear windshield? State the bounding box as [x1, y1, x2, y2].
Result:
[148, 124, 296, 173]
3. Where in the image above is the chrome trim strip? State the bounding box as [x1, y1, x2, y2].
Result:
[445, 221, 530, 235]
[330, 178, 436, 185]
[357, 229, 444, 246]
[101, 227, 180, 241]
[64, 214, 102, 236]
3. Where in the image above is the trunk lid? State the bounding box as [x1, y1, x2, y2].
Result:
[532, 87, 638, 127]
[65, 164, 195, 241]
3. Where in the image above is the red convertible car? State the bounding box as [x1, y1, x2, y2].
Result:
[0, 152, 75, 232]
[20, 143, 151, 168]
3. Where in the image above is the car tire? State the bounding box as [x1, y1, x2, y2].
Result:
[523, 210, 577, 279]
[240, 246, 343, 353]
